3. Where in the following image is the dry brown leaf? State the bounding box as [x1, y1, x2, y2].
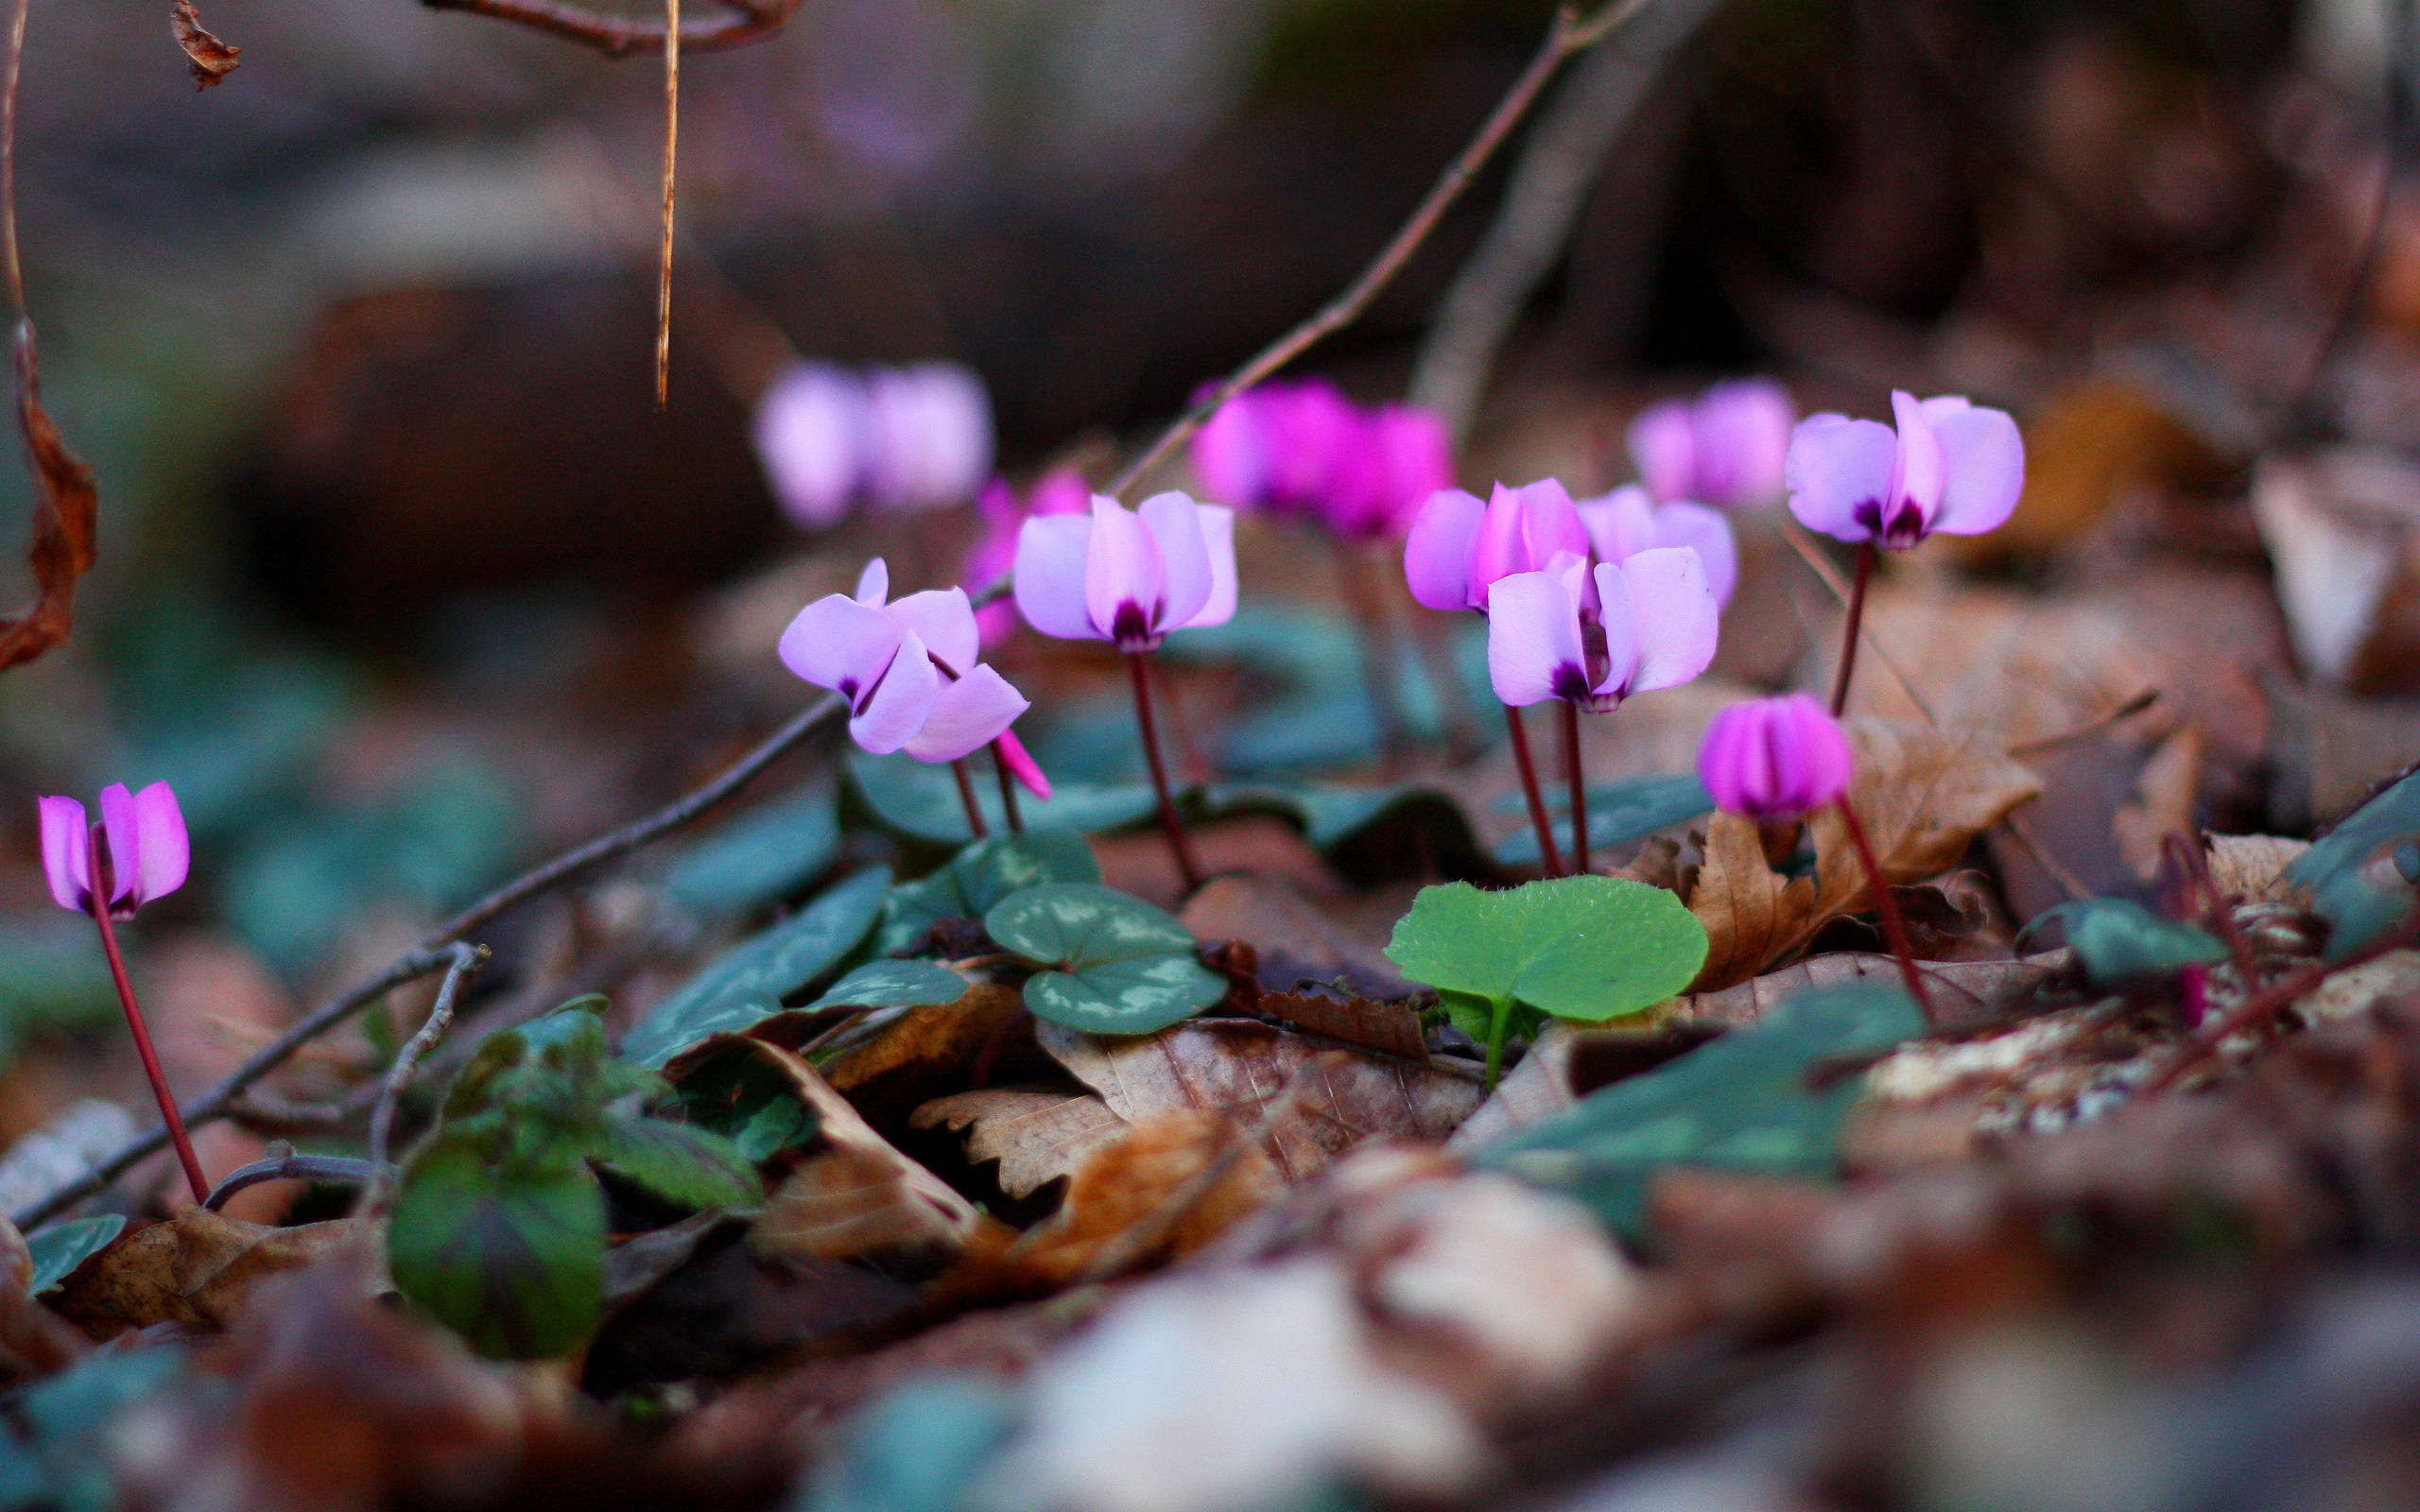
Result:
[1179, 875, 1409, 999]
[0, 1213, 83, 1374]
[984, 1111, 1282, 1290]
[1954, 377, 2218, 558]
[2251, 449, 2420, 691]
[1676, 952, 2061, 1030]
[2205, 834, 2311, 905]
[1254, 991, 1428, 1061]
[1036, 1020, 1487, 1181]
[1443, 1025, 1581, 1152]
[1686, 812, 1817, 992]
[169, 0, 241, 89]
[740, 1040, 982, 1243]
[753, 1146, 1003, 1274]
[909, 1088, 1131, 1200]
[49, 1208, 362, 1339]
[818, 982, 1025, 1124]
[0, 331, 97, 674]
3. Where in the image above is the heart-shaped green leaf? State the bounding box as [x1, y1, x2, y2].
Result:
[664, 783, 838, 917]
[2290, 768, 2420, 960]
[878, 830, 1099, 954]
[2020, 899, 2226, 988]
[1477, 982, 1927, 1236]
[25, 1215, 124, 1296]
[622, 867, 890, 1066]
[985, 883, 1227, 1035]
[1384, 875, 1708, 1024]
[389, 1136, 604, 1360]
[1491, 774, 1712, 866]
[804, 958, 971, 1013]
[588, 1111, 762, 1211]
[848, 751, 1161, 846]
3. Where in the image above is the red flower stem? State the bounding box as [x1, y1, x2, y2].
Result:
[1829, 540, 1876, 717]
[89, 897, 210, 1205]
[1505, 703, 1564, 877]
[1128, 652, 1202, 893]
[1559, 700, 1590, 874]
[992, 742, 1024, 833]
[1831, 796, 1935, 1025]
[951, 759, 989, 840]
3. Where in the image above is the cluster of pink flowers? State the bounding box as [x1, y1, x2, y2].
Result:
[753, 360, 994, 531]
[1190, 378, 1451, 540]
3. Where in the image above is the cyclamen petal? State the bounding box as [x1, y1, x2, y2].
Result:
[1469, 480, 1588, 600]
[753, 362, 868, 531]
[862, 364, 994, 512]
[994, 728, 1053, 799]
[1697, 693, 1854, 818]
[126, 782, 189, 906]
[1590, 560, 1641, 700]
[1614, 547, 1719, 696]
[1888, 390, 1944, 531]
[1139, 491, 1217, 631]
[1689, 379, 1795, 508]
[856, 558, 890, 607]
[1403, 489, 1485, 612]
[1627, 400, 1696, 506]
[1922, 398, 2026, 536]
[1784, 415, 1899, 541]
[850, 632, 942, 754]
[98, 784, 144, 909]
[1191, 392, 1270, 507]
[1084, 496, 1167, 649]
[37, 796, 90, 914]
[1361, 404, 1451, 539]
[1651, 503, 1737, 606]
[1578, 485, 1658, 563]
[903, 663, 1029, 762]
[1184, 505, 1238, 629]
[1013, 515, 1100, 642]
[1485, 571, 1584, 708]
[779, 593, 903, 700]
[885, 588, 981, 679]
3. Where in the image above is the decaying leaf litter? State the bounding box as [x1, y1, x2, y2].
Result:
[4, 1, 2420, 1509]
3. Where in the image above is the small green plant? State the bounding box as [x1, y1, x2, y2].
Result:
[2020, 899, 2226, 990]
[388, 999, 761, 1361]
[984, 883, 1228, 1035]
[1384, 875, 1709, 1085]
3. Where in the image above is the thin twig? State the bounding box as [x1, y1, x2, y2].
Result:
[653, 0, 680, 407]
[364, 943, 488, 1184]
[204, 1152, 387, 1212]
[1106, 0, 1653, 499]
[2139, 906, 2420, 1097]
[2005, 688, 2160, 758]
[418, 0, 802, 59]
[1998, 812, 2094, 903]
[0, 0, 25, 318]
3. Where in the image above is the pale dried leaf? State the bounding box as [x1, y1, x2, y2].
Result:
[169, 0, 241, 88]
[743, 1041, 982, 1240]
[49, 1209, 363, 1338]
[821, 981, 1019, 1099]
[754, 1147, 996, 1272]
[2205, 834, 2312, 905]
[2111, 725, 2204, 881]
[989, 1112, 1282, 1288]
[1676, 953, 2063, 1030]
[1686, 813, 1816, 992]
[1179, 874, 1408, 997]
[911, 1088, 1132, 1199]
[1443, 1025, 1579, 1152]
[1254, 991, 1427, 1061]
[0, 1214, 82, 1374]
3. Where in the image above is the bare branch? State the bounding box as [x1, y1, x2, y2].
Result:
[365, 944, 487, 1182]
[419, 0, 802, 60]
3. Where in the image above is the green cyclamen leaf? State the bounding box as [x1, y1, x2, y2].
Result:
[985, 883, 1226, 1036]
[1384, 875, 1707, 1024]
[2020, 899, 2225, 988]
[804, 958, 970, 1014]
[878, 829, 1100, 954]
[588, 1111, 763, 1211]
[664, 783, 838, 918]
[2290, 768, 2420, 960]
[1478, 982, 1927, 1236]
[1491, 774, 1713, 867]
[849, 750, 1162, 847]
[622, 866, 891, 1066]
[388, 1138, 605, 1360]
[25, 1215, 124, 1295]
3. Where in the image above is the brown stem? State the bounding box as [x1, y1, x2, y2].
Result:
[653, 0, 679, 406]
[952, 759, 990, 840]
[359, 944, 486, 1212]
[1560, 700, 1590, 874]
[2140, 907, 2420, 1097]
[417, 0, 802, 59]
[993, 742, 1024, 833]
[87, 877, 208, 1204]
[1829, 541, 1875, 718]
[1129, 652, 1202, 894]
[1832, 797, 1935, 1025]
[1151, 655, 1211, 787]
[1506, 703, 1564, 877]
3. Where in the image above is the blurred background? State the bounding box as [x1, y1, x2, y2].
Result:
[0, 0, 2407, 1193]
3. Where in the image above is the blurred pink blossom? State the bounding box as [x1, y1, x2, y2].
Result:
[1628, 378, 1796, 509]
[1697, 693, 1854, 819]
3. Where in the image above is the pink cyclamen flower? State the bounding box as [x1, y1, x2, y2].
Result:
[1697, 693, 1855, 819]
[753, 362, 870, 531]
[1786, 390, 2024, 550]
[1629, 378, 1796, 509]
[861, 363, 994, 513]
[1336, 403, 1451, 540]
[40, 782, 189, 919]
[1403, 478, 1590, 613]
[967, 471, 1091, 648]
[1191, 379, 1357, 519]
[1485, 547, 1718, 713]
[1577, 484, 1739, 606]
[780, 558, 1033, 766]
[1013, 491, 1237, 653]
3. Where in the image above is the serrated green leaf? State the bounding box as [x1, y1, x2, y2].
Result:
[2020, 899, 2226, 987]
[589, 1111, 762, 1211]
[1384, 876, 1708, 1024]
[2290, 769, 2420, 960]
[804, 959, 970, 1013]
[25, 1215, 123, 1296]
[878, 830, 1100, 954]
[622, 867, 891, 1066]
[1491, 774, 1713, 866]
[848, 750, 1162, 846]
[665, 783, 838, 917]
[389, 1137, 604, 1360]
[1477, 982, 1927, 1237]
[986, 884, 1226, 1035]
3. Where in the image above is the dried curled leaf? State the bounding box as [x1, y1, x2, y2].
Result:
[910, 1088, 1131, 1200]
[0, 329, 97, 674]
[48, 1209, 363, 1339]
[169, 0, 241, 89]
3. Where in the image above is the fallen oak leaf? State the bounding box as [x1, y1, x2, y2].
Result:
[1253, 989, 1428, 1061]
[909, 1088, 1131, 1200]
[0, 329, 96, 674]
[48, 1207, 361, 1339]
[732, 1040, 983, 1245]
[168, 0, 240, 88]
[753, 1146, 1009, 1276]
[1687, 812, 1815, 992]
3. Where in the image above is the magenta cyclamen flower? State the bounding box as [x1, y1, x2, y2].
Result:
[1786, 390, 2024, 550]
[1013, 492, 1237, 653]
[1403, 479, 1590, 613]
[780, 559, 1032, 765]
[1485, 548, 1718, 713]
[968, 471, 1091, 648]
[754, 362, 869, 531]
[1629, 379, 1795, 509]
[1697, 693, 1855, 820]
[1194, 383, 1452, 541]
[1343, 404, 1452, 539]
[1577, 485, 1738, 606]
[40, 782, 188, 919]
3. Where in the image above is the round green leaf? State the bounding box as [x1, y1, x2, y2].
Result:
[878, 830, 1100, 954]
[985, 884, 1225, 1036]
[1022, 954, 1229, 1036]
[389, 1138, 604, 1360]
[1384, 875, 1708, 1024]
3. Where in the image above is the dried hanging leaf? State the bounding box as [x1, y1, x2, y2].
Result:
[48, 1209, 363, 1339]
[1035, 1020, 1486, 1181]
[168, 0, 240, 89]
[0, 330, 97, 674]
[909, 1089, 1131, 1200]
[738, 1040, 982, 1242]
[819, 982, 1023, 1120]
[2205, 834, 2311, 905]
[753, 1146, 1002, 1274]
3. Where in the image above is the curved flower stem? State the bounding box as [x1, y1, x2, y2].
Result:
[1831, 796, 1934, 1024]
[952, 759, 989, 840]
[992, 743, 1024, 833]
[1128, 652, 1202, 894]
[1560, 700, 1590, 874]
[1828, 541, 1876, 717]
[1505, 703, 1564, 877]
[88, 890, 209, 1204]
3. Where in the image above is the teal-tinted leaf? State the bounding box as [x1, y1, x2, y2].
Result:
[2290, 769, 2420, 960]
[1384, 876, 1708, 1024]
[622, 867, 891, 1067]
[0, 923, 117, 1065]
[3, 1343, 190, 1512]
[1477, 982, 1927, 1236]
[673, 1044, 819, 1161]
[1202, 781, 1486, 881]
[804, 959, 970, 1013]
[26, 1215, 124, 1295]
[389, 1137, 604, 1360]
[878, 830, 1100, 954]
[666, 784, 839, 917]
[803, 1375, 1023, 1512]
[986, 884, 1227, 1035]
[1491, 774, 1712, 866]
[848, 750, 1160, 847]
[2019, 899, 2225, 987]
[589, 1111, 763, 1211]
